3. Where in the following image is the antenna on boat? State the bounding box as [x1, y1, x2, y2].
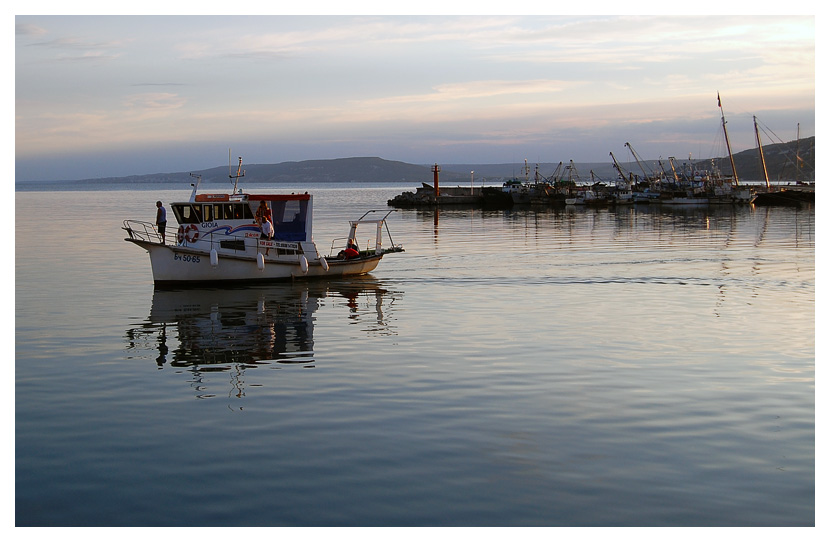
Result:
[229, 152, 245, 194]
[188, 172, 202, 202]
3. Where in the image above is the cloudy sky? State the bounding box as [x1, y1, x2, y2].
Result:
[15, 6, 816, 181]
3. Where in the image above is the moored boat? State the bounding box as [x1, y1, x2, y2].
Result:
[124, 159, 403, 286]
[749, 116, 814, 206]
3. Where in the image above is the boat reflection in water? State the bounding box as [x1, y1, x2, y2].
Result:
[125, 277, 400, 397]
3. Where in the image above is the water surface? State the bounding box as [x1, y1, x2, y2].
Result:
[15, 184, 815, 526]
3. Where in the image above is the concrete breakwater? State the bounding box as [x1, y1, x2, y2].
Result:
[387, 183, 514, 208]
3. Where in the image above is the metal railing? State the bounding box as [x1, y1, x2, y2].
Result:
[329, 236, 371, 256]
[123, 220, 163, 244]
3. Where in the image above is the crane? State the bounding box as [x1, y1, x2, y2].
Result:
[624, 142, 655, 181]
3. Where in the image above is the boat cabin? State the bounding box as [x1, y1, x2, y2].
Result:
[171, 193, 313, 243]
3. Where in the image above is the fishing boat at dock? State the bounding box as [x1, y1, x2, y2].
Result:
[750, 116, 815, 207]
[123, 158, 404, 286]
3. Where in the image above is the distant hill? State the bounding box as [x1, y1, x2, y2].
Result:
[77, 157, 471, 186]
[37, 136, 814, 187]
[721, 136, 814, 183]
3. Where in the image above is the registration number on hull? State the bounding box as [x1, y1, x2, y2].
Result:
[173, 253, 201, 263]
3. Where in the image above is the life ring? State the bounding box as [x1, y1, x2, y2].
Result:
[177, 225, 186, 244]
[184, 224, 199, 243]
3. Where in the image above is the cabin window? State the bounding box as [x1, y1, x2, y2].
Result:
[214, 203, 253, 221]
[174, 203, 252, 223]
[172, 204, 202, 224]
[200, 204, 216, 222]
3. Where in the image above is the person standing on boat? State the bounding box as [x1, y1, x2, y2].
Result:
[259, 216, 274, 255]
[155, 201, 167, 244]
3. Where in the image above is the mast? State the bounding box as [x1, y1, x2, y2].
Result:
[718, 92, 740, 186]
[567, 160, 580, 183]
[795, 123, 801, 183]
[550, 161, 564, 183]
[229, 155, 245, 194]
[753, 115, 770, 189]
[188, 172, 202, 202]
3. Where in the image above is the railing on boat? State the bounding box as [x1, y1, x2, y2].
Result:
[328, 210, 403, 257]
[329, 236, 369, 256]
[123, 220, 163, 244]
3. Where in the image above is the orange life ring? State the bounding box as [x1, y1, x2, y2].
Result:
[177, 225, 186, 243]
[185, 224, 199, 243]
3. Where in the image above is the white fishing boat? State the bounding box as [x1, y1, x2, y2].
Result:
[124, 159, 403, 286]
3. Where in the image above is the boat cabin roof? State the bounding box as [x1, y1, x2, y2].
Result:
[193, 193, 311, 202]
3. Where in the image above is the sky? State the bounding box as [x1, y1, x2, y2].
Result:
[14, 4, 817, 182]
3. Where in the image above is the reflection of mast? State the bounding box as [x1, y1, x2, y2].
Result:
[718, 92, 740, 185]
[754, 115, 771, 189]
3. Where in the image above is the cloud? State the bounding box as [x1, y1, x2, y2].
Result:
[21, 33, 128, 63]
[16, 92, 189, 156]
[480, 15, 814, 67]
[123, 92, 187, 113]
[131, 82, 189, 87]
[16, 23, 47, 36]
[173, 16, 520, 61]
[364, 79, 571, 106]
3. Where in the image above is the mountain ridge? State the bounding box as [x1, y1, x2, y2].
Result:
[23, 136, 814, 186]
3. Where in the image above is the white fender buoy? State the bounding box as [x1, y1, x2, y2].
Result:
[210, 248, 218, 267]
[320, 257, 329, 272]
[257, 252, 265, 270]
[299, 255, 309, 274]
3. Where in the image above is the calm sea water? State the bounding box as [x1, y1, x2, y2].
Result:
[15, 183, 815, 526]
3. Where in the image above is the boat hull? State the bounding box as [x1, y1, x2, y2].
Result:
[129, 239, 383, 285]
